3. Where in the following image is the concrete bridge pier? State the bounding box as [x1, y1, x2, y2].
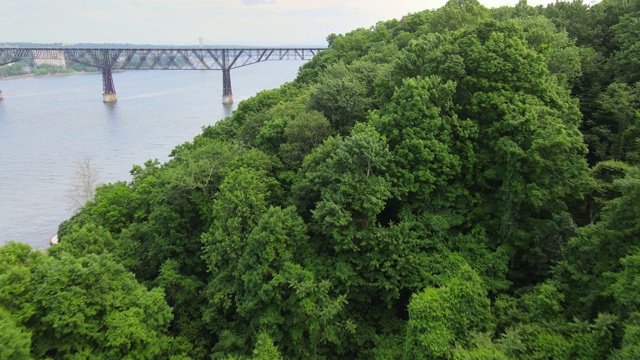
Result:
[0, 90, 3, 100]
[102, 92, 117, 103]
[222, 68, 233, 104]
[101, 68, 117, 103]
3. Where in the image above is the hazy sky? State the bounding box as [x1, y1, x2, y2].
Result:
[4, 0, 564, 46]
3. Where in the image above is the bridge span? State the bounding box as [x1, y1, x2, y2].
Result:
[0, 47, 324, 103]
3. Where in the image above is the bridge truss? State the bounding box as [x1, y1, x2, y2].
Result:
[0, 47, 324, 103]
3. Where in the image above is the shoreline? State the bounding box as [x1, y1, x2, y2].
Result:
[0, 70, 107, 81]
[1, 71, 101, 81]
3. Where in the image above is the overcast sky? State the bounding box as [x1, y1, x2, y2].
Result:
[4, 0, 566, 46]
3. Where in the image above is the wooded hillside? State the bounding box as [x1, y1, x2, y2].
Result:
[2, 0, 640, 358]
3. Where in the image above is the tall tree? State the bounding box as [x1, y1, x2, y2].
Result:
[201, 167, 272, 354]
[404, 263, 493, 359]
[66, 157, 101, 213]
[30, 254, 174, 359]
[0, 307, 31, 360]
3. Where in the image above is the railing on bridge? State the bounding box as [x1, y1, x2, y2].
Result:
[0, 47, 324, 103]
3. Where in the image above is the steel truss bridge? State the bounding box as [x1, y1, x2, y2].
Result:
[0, 47, 324, 103]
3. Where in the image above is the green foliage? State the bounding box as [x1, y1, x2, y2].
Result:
[427, 0, 489, 34]
[610, 248, 640, 312]
[452, 333, 508, 360]
[290, 134, 343, 216]
[580, 160, 632, 224]
[49, 222, 116, 259]
[590, 82, 640, 163]
[0, 307, 31, 360]
[167, 139, 243, 203]
[253, 89, 311, 156]
[322, 27, 377, 65]
[540, 0, 603, 50]
[404, 263, 493, 359]
[14, 0, 640, 358]
[388, 18, 590, 284]
[31, 64, 73, 76]
[278, 110, 333, 168]
[155, 259, 209, 358]
[251, 331, 283, 360]
[86, 181, 136, 232]
[30, 254, 174, 359]
[0, 242, 47, 325]
[372, 75, 477, 210]
[0, 60, 32, 78]
[0, 58, 97, 78]
[493, 281, 565, 331]
[202, 167, 271, 310]
[610, 11, 640, 83]
[513, 15, 584, 88]
[611, 314, 640, 360]
[311, 123, 392, 240]
[557, 167, 640, 318]
[308, 62, 373, 134]
[0, 243, 181, 359]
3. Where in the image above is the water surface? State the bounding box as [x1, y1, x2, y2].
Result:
[0, 61, 305, 248]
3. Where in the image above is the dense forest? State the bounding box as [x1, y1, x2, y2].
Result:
[2, 0, 640, 358]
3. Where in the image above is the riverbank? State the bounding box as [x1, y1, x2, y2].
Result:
[0, 61, 303, 249]
[0, 70, 101, 81]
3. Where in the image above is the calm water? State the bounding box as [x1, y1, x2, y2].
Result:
[0, 61, 305, 248]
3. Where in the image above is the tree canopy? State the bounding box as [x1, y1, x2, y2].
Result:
[3, 0, 640, 358]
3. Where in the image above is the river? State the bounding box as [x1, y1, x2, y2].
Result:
[0, 61, 306, 248]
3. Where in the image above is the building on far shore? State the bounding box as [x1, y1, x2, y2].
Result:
[32, 50, 66, 68]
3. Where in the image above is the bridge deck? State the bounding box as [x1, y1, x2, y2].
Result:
[0, 47, 325, 70]
[0, 46, 325, 103]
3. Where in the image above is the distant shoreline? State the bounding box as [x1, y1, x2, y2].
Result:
[1, 71, 101, 81]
